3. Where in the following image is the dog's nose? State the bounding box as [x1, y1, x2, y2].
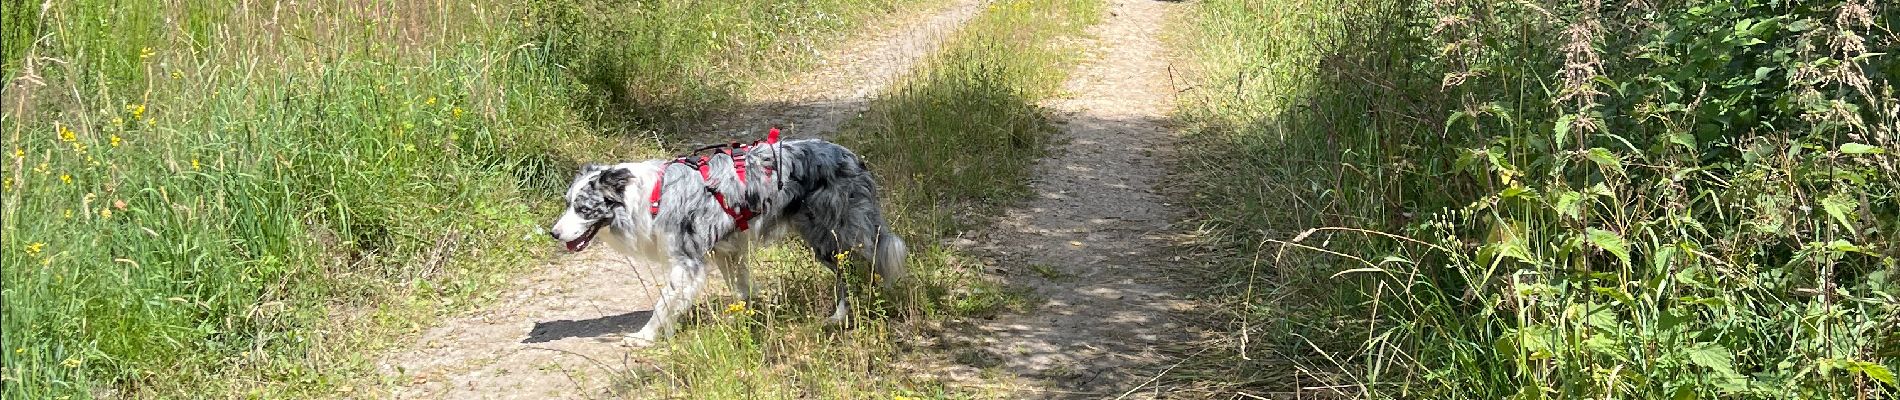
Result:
[547, 228, 560, 241]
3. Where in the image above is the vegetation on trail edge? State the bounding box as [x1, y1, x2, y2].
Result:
[0, 0, 916, 397]
[626, 0, 1103, 397]
[1180, 0, 1897, 398]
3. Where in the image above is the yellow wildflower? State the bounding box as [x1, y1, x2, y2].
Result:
[3, 177, 11, 190]
[724, 301, 749, 315]
[191, 158, 201, 170]
[24, 242, 44, 256]
[71, 142, 87, 154]
[127, 104, 146, 120]
[13, 348, 21, 354]
[62, 356, 81, 368]
[58, 125, 76, 142]
[139, 47, 154, 59]
[63, 209, 73, 219]
[451, 107, 464, 118]
[425, 96, 437, 106]
[11, 147, 21, 159]
[170, 70, 182, 79]
[35, 162, 49, 174]
[834, 250, 851, 262]
[100, 208, 113, 220]
[60, 174, 72, 184]
[109, 135, 122, 147]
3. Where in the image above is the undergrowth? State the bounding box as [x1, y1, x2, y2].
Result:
[0, 0, 912, 397]
[1181, 0, 1897, 398]
[623, 0, 1103, 397]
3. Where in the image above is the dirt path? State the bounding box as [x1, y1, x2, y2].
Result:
[697, 0, 989, 140]
[374, 2, 986, 398]
[945, 0, 1204, 396]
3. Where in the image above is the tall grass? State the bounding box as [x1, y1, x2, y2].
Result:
[0, 0, 919, 397]
[626, 0, 1103, 396]
[523, 0, 917, 133]
[1181, 0, 1897, 398]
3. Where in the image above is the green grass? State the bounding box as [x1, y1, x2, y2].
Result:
[625, 0, 1103, 396]
[0, 0, 925, 397]
[1179, 0, 1898, 398]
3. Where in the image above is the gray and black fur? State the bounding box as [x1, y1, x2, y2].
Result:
[548, 138, 907, 343]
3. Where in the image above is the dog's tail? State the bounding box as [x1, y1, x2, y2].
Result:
[873, 228, 908, 288]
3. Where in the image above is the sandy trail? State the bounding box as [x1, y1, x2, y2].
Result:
[944, 0, 1205, 397]
[374, 1, 986, 398]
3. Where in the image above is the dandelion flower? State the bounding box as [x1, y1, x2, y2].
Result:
[58, 125, 76, 142]
[451, 107, 464, 118]
[191, 158, 201, 170]
[425, 96, 437, 106]
[725, 301, 749, 315]
[60, 174, 72, 184]
[127, 104, 146, 120]
[24, 242, 44, 256]
[109, 135, 122, 147]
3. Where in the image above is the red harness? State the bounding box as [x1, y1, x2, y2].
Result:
[647, 127, 782, 231]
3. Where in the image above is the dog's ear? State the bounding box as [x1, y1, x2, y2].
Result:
[590, 167, 635, 201]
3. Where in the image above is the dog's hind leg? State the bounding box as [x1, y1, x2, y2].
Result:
[820, 257, 852, 324]
[628, 255, 710, 345]
[711, 249, 754, 301]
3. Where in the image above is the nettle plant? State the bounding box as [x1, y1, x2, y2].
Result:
[1396, 1, 1896, 398]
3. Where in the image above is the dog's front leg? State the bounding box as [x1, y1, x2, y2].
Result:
[627, 255, 709, 346]
[711, 250, 754, 301]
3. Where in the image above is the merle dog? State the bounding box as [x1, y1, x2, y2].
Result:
[548, 136, 906, 344]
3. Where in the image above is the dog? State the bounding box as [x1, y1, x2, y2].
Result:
[547, 132, 907, 345]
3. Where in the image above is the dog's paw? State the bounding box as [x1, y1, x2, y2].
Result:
[620, 333, 658, 347]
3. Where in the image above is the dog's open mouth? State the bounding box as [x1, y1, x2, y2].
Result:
[564, 222, 607, 252]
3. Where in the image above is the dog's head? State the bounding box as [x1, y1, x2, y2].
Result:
[549, 162, 655, 252]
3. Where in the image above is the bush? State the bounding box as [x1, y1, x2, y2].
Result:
[1183, 0, 1898, 398]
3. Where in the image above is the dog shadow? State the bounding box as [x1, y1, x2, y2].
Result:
[522, 310, 653, 343]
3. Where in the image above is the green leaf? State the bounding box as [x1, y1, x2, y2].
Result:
[1686, 344, 1735, 373]
[1552, 190, 1583, 220]
[1585, 147, 1625, 176]
[1821, 192, 1860, 235]
[1586, 228, 1632, 267]
[1554, 115, 1577, 148]
[1861, 363, 1897, 385]
[1840, 143, 1884, 154]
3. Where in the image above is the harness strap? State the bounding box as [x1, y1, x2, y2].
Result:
[645, 127, 784, 228]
